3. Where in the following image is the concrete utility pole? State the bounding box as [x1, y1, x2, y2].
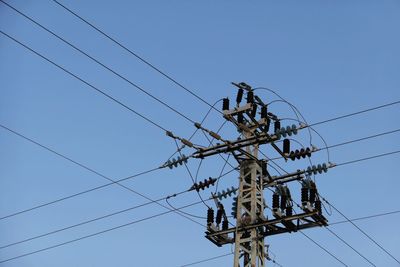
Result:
[166, 82, 330, 266]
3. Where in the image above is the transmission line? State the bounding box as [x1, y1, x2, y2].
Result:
[0, 199, 205, 264]
[321, 196, 400, 264]
[0, 0, 196, 124]
[0, 123, 203, 227]
[0, 100, 222, 221]
[325, 227, 376, 266]
[0, 30, 168, 132]
[309, 100, 400, 127]
[179, 252, 284, 267]
[0, 168, 237, 250]
[330, 210, 400, 226]
[50, 0, 222, 115]
[300, 231, 348, 266]
[4, 149, 396, 263]
[336, 150, 400, 167]
[179, 252, 233, 267]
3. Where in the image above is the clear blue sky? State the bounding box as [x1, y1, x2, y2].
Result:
[0, 0, 399, 266]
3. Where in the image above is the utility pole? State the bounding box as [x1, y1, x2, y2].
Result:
[165, 82, 330, 267]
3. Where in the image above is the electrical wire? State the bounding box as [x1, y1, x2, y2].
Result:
[0, 199, 205, 264]
[330, 209, 400, 226]
[0, 123, 203, 228]
[0, 168, 237, 250]
[254, 87, 313, 145]
[0, 190, 188, 250]
[263, 198, 348, 267]
[0, 102, 221, 221]
[178, 252, 284, 267]
[325, 227, 376, 266]
[299, 231, 349, 267]
[3, 152, 394, 263]
[0, 1, 197, 125]
[0, 30, 168, 132]
[309, 100, 400, 127]
[173, 139, 210, 209]
[269, 127, 400, 161]
[50, 0, 223, 115]
[335, 150, 400, 167]
[179, 252, 233, 267]
[320, 195, 400, 265]
[164, 167, 237, 220]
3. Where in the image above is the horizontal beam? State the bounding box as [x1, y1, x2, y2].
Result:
[206, 211, 322, 238]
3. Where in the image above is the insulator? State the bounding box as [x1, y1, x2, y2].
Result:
[250, 104, 257, 118]
[261, 161, 268, 176]
[274, 121, 281, 133]
[289, 151, 295, 161]
[299, 148, 305, 158]
[283, 139, 290, 154]
[231, 197, 238, 217]
[272, 193, 279, 210]
[291, 124, 298, 135]
[222, 219, 229, 230]
[286, 125, 293, 136]
[197, 181, 203, 192]
[261, 106, 268, 118]
[165, 131, 174, 138]
[280, 195, 287, 210]
[207, 208, 214, 225]
[237, 113, 244, 124]
[295, 149, 301, 160]
[315, 200, 322, 214]
[309, 188, 316, 203]
[181, 139, 194, 148]
[301, 187, 309, 203]
[247, 91, 254, 103]
[216, 186, 237, 200]
[222, 98, 229, 111]
[236, 88, 244, 104]
[265, 117, 270, 132]
[216, 209, 223, 225]
[209, 131, 221, 140]
[286, 206, 293, 216]
[307, 163, 328, 175]
[306, 147, 311, 157]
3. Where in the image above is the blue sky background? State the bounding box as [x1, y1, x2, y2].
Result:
[0, 0, 399, 266]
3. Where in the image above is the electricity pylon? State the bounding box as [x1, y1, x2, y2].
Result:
[165, 82, 330, 267]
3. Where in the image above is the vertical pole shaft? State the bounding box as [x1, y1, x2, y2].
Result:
[233, 143, 265, 267]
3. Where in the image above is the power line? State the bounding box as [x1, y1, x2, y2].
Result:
[325, 128, 400, 150]
[3, 190, 389, 265]
[300, 231, 348, 266]
[321, 196, 400, 265]
[309, 100, 400, 127]
[330, 210, 400, 226]
[0, 0, 196, 125]
[179, 252, 233, 267]
[268, 138, 398, 265]
[0, 123, 201, 227]
[0, 199, 205, 264]
[50, 0, 222, 115]
[0, 168, 237, 250]
[269, 127, 400, 161]
[0, 100, 222, 221]
[4, 156, 395, 262]
[179, 252, 284, 267]
[325, 227, 376, 266]
[0, 190, 188, 249]
[335, 150, 400, 167]
[0, 29, 168, 132]
[291, 198, 373, 266]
